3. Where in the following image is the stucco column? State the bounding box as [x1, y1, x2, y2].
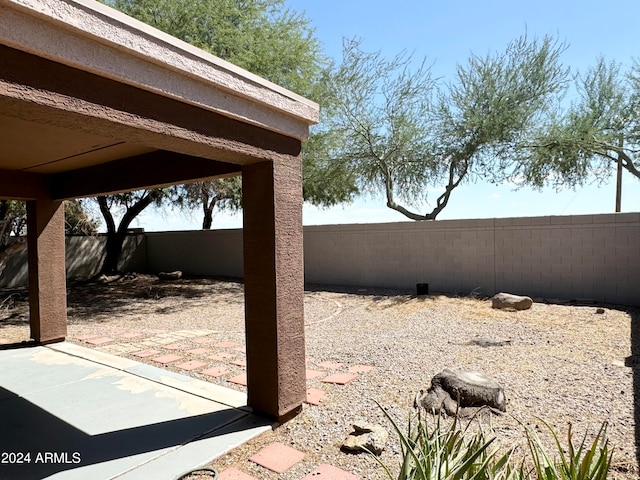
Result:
[242, 157, 306, 421]
[27, 199, 67, 343]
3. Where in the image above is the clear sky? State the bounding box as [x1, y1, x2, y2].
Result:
[139, 0, 640, 231]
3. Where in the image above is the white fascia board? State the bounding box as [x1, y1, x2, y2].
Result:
[0, 0, 319, 140]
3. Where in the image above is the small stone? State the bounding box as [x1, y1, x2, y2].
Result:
[491, 292, 533, 311]
[468, 336, 512, 347]
[342, 422, 388, 455]
[595, 308, 605, 314]
[158, 271, 182, 280]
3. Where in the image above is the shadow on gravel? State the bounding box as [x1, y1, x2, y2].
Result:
[0, 275, 245, 327]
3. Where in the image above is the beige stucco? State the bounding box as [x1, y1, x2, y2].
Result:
[0, 0, 318, 140]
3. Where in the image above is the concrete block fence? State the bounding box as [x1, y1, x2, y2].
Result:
[1, 213, 638, 306]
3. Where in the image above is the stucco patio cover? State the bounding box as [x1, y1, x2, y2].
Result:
[0, 0, 319, 420]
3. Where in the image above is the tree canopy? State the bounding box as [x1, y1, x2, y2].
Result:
[513, 57, 640, 189]
[322, 35, 569, 220]
[93, 0, 357, 273]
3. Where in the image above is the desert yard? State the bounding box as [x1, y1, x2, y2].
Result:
[0, 275, 638, 479]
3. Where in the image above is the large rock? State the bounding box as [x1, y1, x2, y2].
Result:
[491, 292, 533, 311]
[342, 421, 388, 455]
[158, 271, 182, 281]
[414, 369, 506, 417]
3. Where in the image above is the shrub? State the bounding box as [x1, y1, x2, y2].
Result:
[374, 403, 612, 480]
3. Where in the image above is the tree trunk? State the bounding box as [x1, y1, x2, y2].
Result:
[414, 369, 506, 417]
[97, 191, 162, 275]
[201, 193, 218, 230]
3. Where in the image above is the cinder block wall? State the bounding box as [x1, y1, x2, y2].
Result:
[145, 213, 640, 306]
[2, 214, 637, 305]
[0, 234, 146, 288]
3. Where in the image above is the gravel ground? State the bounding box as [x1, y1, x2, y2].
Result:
[0, 276, 638, 479]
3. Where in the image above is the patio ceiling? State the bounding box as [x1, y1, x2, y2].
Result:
[0, 0, 318, 200]
[0, 0, 317, 421]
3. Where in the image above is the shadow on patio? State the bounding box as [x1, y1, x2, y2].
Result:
[0, 343, 271, 480]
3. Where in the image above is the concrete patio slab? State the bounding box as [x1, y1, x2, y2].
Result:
[0, 343, 272, 480]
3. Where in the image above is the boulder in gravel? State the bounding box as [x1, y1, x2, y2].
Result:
[342, 421, 388, 455]
[158, 271, 182, 281]
[414, 369, 506, 417]
[491, 292, 533, 311]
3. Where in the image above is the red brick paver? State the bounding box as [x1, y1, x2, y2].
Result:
[176, 360, 207, 371]
[132, 349, 162, 358]
[74, 334, 100, 341]
[249, 442, 305, 473]
[218, 467, 259, 480]
[186, 347, 210, 355]
[201, 366, 230, 378]
[151, 354, 183, 364]
[322, 373, 358, 385]
[228, 373, 247, 386]
[306, 388, 326, 406]
[300, 464, 359, 479]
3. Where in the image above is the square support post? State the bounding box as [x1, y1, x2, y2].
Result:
[26, 199, 67, 343]
[242, 157, 305, 421]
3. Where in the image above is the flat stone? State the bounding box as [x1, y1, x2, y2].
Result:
[201, 366, 230, 378]
[186, 348, 210, 355]
[227, 373, 247, 386]
[249, 442, 305, 473]
[132, 349, 162, 358]
[342, 422, 388, 456]
[218, 468, 259, 480]
[151, 354, 183, 364]
[306, 369, 324, 379]
[491, 292, 533, 311]
[306, 388, 326, 405]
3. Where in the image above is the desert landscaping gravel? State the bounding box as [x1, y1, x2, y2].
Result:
[1, 275, 638, 479]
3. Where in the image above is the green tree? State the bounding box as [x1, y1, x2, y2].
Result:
[96, 190, 163, 274]
[324, 35, 568, 220]
[513, 57, 640, 190]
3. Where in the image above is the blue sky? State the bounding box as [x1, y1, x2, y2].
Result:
[139, 0, 640, 230]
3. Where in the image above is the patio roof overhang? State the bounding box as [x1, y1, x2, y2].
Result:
[0, 0, 318, 421]
[0, 0, 318, 198]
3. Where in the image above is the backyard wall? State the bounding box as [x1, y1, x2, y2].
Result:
[1, 213, 638, 306]
[0, 234, 146, 288]
[145, 213, 640, 306]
